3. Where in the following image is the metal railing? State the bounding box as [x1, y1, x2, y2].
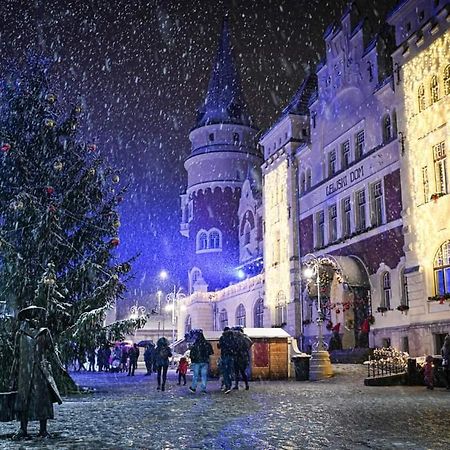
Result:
[367, 357, 407, 378]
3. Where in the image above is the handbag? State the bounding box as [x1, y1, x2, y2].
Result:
[0, 391, 17, 422]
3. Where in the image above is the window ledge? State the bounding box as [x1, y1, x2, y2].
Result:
[196, 248, 222, 254]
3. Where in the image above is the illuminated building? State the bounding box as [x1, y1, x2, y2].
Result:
[388, 0, 450, 355]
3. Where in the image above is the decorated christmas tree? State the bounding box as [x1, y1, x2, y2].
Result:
[0, 57, 144, 390]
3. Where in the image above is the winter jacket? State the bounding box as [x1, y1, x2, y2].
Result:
[218, 330, 235, 357]
[154, 338, 172, 368]
[177, 358, 189, 374]
[190, 338, 214, 364]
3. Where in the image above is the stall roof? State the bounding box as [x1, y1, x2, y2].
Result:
[204, 328, 291, 340]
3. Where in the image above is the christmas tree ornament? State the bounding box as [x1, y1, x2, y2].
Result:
[87, 143, 97, 152]
[113, 219, 120, 229]
[15, 200, 24, 210]
[1, 143, 11, 153]
[44, 276, 56, 285]
[74, 105, 82, 114]
[46, 93, 57, 104]
[46, 186, 55, 195]
[112, 174, 120, 184]
[53, 161, 63, 171]
[45, 118, 56, 128]
[110, 237, 120, 247]
[89, 168, 96, 176]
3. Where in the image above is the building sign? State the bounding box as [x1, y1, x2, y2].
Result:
[325, 166, 364, 196]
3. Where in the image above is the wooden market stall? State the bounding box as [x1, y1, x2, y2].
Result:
[204, 328, 292, 380]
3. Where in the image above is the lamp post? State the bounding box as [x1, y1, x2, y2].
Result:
[303, 253, 334, 380]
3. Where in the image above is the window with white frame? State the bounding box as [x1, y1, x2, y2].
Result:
[434, 141, 447, 194]
[400, 268, 409, 306]
[254, 298, 264, 328]
[382, 114, 392, 142]
[422, 166, 429, 203]
[381, 272, 391, 309]
[209, 229, 221, 249]
[236, 304, 246, 327]
[342, 196, 351, 237]
[370, 181, 384, 227]
[316, 210, 325, 247]
[275, 291, 287, 326]
[355, 189, 366, 231]
[418, 84, 426, 112]
[219, 309, 228, 330]
[434, 241, 450, 295]
[306, 168, 312, 190]
[430, 75, 439, 104]
[190, 268, 202, 293]
[341, 140, 350, 170]
[444, 65, 450, 96]
[328, 149, 337, 177]
[355, 130, 365, 160]
[328, 204, 337, 243]
[197, 231, 208, 251]
[243, 221, 251, 245]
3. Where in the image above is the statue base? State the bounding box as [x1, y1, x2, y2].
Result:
[309, 350, 333, 381]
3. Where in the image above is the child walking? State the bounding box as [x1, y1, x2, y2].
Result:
[424, 355, 434, 390]
[177, 356, 189, 385]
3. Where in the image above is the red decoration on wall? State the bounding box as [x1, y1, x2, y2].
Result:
[110, 237, 120, 247]
[252, 342, 269, 368]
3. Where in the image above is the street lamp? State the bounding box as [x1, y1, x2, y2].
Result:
[303, 253, 334, 380]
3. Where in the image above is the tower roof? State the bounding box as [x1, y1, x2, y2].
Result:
[195, 17, 254, 129]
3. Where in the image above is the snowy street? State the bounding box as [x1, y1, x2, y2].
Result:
[1, 365, 449, 449]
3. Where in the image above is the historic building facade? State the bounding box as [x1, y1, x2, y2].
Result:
[176, 0, 449, 357]
[388, 0, 450, 355]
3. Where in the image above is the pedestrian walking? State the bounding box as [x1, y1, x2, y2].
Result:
[189, 332, 213, 393]
[177, 356, 189, 385]
[144, 343, 155, 376]
[87, 347, 96, 372]
[154, 337, 172, 391]
[217, 327, 235, 394]
[441, 334, 450, 390]
[233, 327, 252, 391]
[423, 355, 434, 390]
[127, 343, 140, 376]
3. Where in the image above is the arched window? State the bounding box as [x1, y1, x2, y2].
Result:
[306, 168, 312, 190]
[197, 231, 208, 251]
[400, 268, 409, 306]
[418, 84, 426, 112]
[189, 268, 202, 294]
[381, 272, 391, 309]
[219, 308, 228, 330]
[430, 75, 439, 104]
[382, 114, 391, 142]
[444, 65, 450, 96]
[392, 110, 398, 138]
[300, 172, 306, 194]
[434, 241, 450, 295]
[235, 304, 246, 327]
[243, 221, 251, 245]
[275, 291, 287, 326]
[209, 229, 221, 249]
[254, 297, 264, 328]
[185, 315, 192, 334]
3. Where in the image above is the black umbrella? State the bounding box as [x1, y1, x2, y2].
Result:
[137, 340, 154, 347]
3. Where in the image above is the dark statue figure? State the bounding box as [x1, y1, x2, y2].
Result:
[9, 306, 63, 440]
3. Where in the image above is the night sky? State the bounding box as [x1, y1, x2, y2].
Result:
[0, 0, 397, 300]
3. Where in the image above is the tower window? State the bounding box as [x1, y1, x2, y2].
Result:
[209, 229, 221, 249]
[381, 272, 391, 309]
[341, 140, 350, 170]
[418, 84, 426, 112]
[433, 141, 447, 194]
[355, 130, 365, 160]
[328, 149, 337, 177]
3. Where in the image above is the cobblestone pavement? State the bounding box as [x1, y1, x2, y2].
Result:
[1, 364, 449, 450]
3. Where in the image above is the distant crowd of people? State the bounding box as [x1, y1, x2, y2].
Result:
[67, 327, 254, 394]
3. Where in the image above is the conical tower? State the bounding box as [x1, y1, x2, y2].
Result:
[180, 16, 262, 293]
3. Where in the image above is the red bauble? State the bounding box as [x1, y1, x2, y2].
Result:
[46, 186, 55, 195]
[110, 238, 120, 247]
[1, 143, 11, 153]
[87, 143, 97, 152]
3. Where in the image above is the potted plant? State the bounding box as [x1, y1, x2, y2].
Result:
[377, 306, 388, 314]
[397, 304, 409, 312]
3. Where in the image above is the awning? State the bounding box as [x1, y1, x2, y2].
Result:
[332, 255, 370, 287]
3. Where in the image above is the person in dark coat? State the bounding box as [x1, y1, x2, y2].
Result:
[127, 343, 140, 376]
[217, 327, 235, 394]
[9, 306, 63, 440]
[232, 327, 252, 390]
[144, 343, 155, 376]
[328, 323, 343, 352]
[441, 334, 450, 390]
[188, 332, 213, 393]
[87, 347, 96, 372]
[154, 337, 172, 391]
